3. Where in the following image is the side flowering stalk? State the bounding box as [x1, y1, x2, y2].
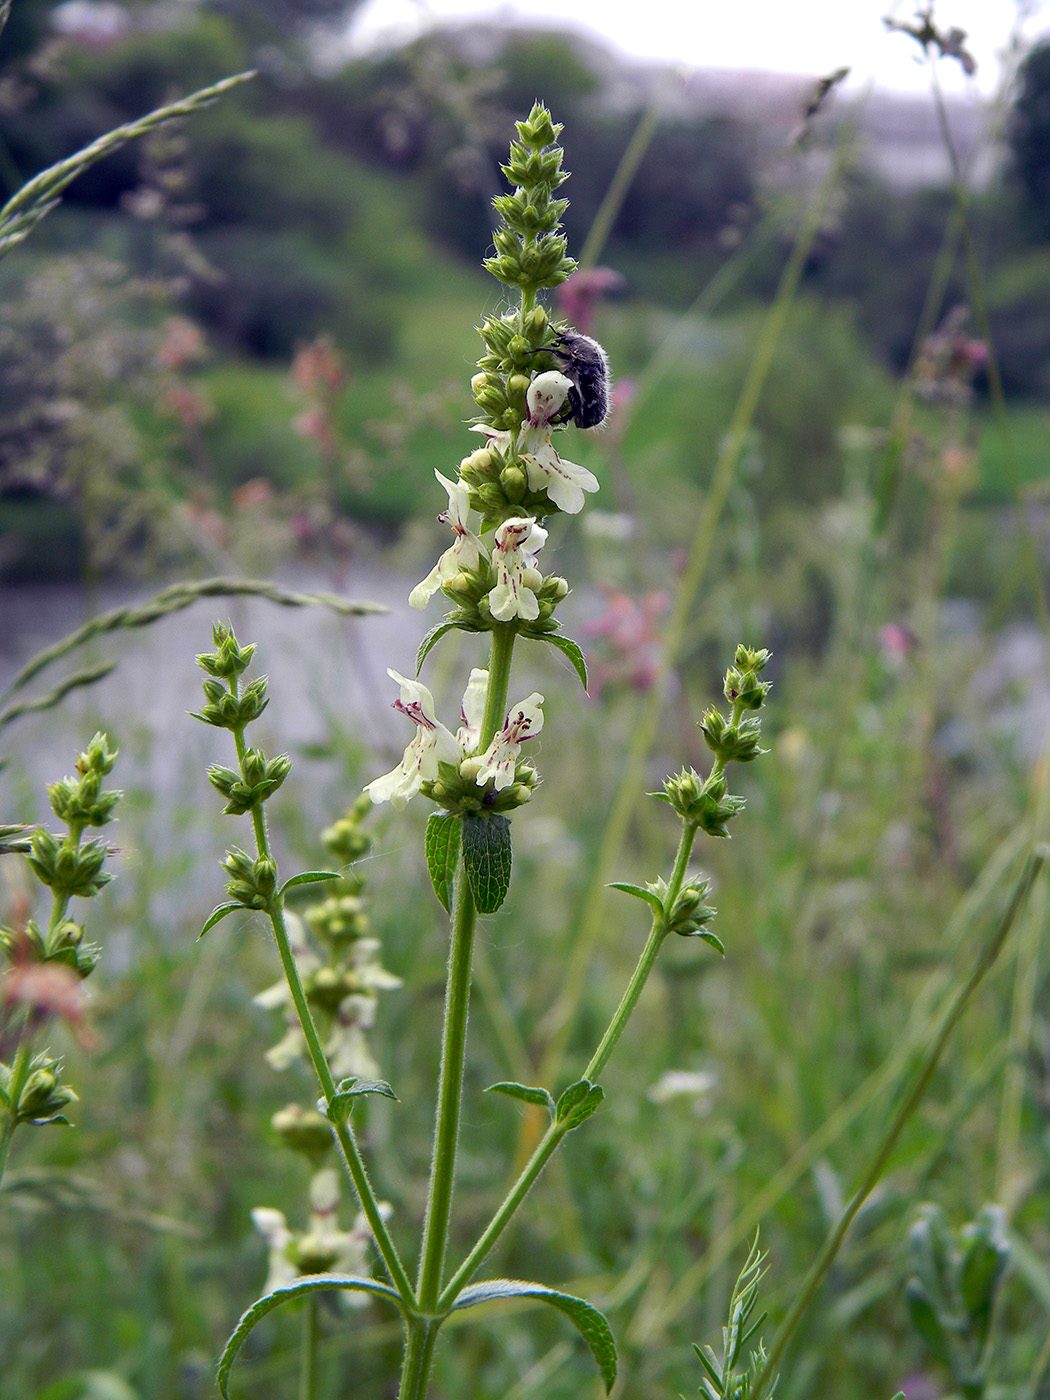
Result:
[0, 733, 120, 1189]
[192, 622, 413, 1311]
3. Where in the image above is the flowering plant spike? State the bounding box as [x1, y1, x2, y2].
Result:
[197, 104, 772, 1400]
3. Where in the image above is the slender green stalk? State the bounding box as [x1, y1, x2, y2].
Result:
[398, 1317, 441, 1400]
[0, 1038, 31, 1189]
[439, 823, 698, 1308]
[229, 719, 413, 1306]
[584, 821, 695, 1082]
[748, 847, 1047, 1400]
[415, 865, 479, 1310]
[298, 1293, 318, 1400]
[577, 100, 660, 271]
[479, 626, 516, 750]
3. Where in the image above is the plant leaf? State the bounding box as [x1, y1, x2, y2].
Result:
[608, 882, 665, 917]
[451, 1279, 616, 1392]
[416, 622, 457, 674]
[279, 870, 341, 897]
[555, 1079, 604, 1131]
[321, 1077, 399, 1121]
[485, 1082, 556, 1113]
[217, 1275, 404, 1397]
[462, 812, 512, 914]
[197, 903, 243, 940]
[535, 633, 588, 690]
[425, 813, 461, 912]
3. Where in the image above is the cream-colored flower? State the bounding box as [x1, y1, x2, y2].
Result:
[488, 517, 548, 622]
[364, 671, 463, 809]
[409, 471, 485, 610]
[475, 693, 544, 790]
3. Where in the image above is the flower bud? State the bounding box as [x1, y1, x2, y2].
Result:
[500, 464, 527, 502]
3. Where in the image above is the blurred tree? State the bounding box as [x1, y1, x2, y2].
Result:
[1008, 39, 1050, 238]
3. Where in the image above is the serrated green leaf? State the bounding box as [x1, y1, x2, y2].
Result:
[217, 1275, 404, 1397]
[425, 813, 461, 912]
[485, 1082, 556, 1113]
[462, 812, 512, 914]
[197, 903, 243, 940]
[322, 1078, 399, 1122]
[535, 633, 588, 690]
[416, 622, 457, 674]
[279, 870, 341, 897]
[608, 881, 665, 917]
[452, 1279, 616, 1391]
[555, 1079, 604, 1130]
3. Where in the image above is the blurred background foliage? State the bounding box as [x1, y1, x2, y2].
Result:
[3, 2, 1050, 1399]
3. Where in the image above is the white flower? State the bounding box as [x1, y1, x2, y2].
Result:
[526, 370, 573, 426]
[251, 1207, 299, 1293]
[364, 671, 463, 809]
[409, 471, 485, 610]
[475, 692, 544, 790]
[488, 517, 548, 622]
[473, 372, 599, 516]
[457, 667, 489, 752]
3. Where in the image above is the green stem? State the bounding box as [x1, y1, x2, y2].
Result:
[0, 1037, 31, 1190]
[439, 822, 698, 1309]
[398, 1317, 441, 1400]
[416, 863, 478, 1310]
[479, 626, 516, 750]
[748, 846, 1047, 1400]
[298, 1293, 318, 1400]
[0, 873, 78, 1191]
[584, 821, 696, 1083]
[230, 722, 413, 1306]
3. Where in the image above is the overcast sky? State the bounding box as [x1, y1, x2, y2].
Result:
[347, 0, 1050, 95]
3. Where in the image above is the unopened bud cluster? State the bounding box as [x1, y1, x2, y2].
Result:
[2, 736, 120, 1136]
[0, 1051, 77, 1127]
[647, 874, 718, 939]
[195, 623, 294, 902]
[663, 647, 771, 837]
[483, 102, 575, 294]
[422, 757, 540, 817]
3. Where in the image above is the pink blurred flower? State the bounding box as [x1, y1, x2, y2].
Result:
[556, 267, 625, 336]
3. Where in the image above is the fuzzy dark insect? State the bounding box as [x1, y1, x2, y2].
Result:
[546, 330, 610, 430]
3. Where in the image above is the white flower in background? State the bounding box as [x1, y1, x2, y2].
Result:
[488, 517, 548, 622]
[364, 671, 463, 809]
[250, 1207, 298, 1293]
[409, 471, 485, 610]
[475, 692, 544, 790]
[326, 991, 380, 1080]
[472, 371, 599, 516]
[252, 1169, 393, 1300]
[457, 667, 489, 752]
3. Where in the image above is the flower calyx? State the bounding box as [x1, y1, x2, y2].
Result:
[208, 747, 291, 815]
[0, 918, 101, 980]
[26, 827, 113, 898]
[661, 768, 747, 840]
[0, 1051, 78, 1126]
[222, 847, 277, 910]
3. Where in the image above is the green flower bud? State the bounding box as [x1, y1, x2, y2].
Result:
[222, 848, 277, 909]
[523, 306, 548, 339]
[668, 878, 718, 938]
[12, 1053, 77, 1125]
[196, 623, 257, 680]
[501, 464, 527, 502]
